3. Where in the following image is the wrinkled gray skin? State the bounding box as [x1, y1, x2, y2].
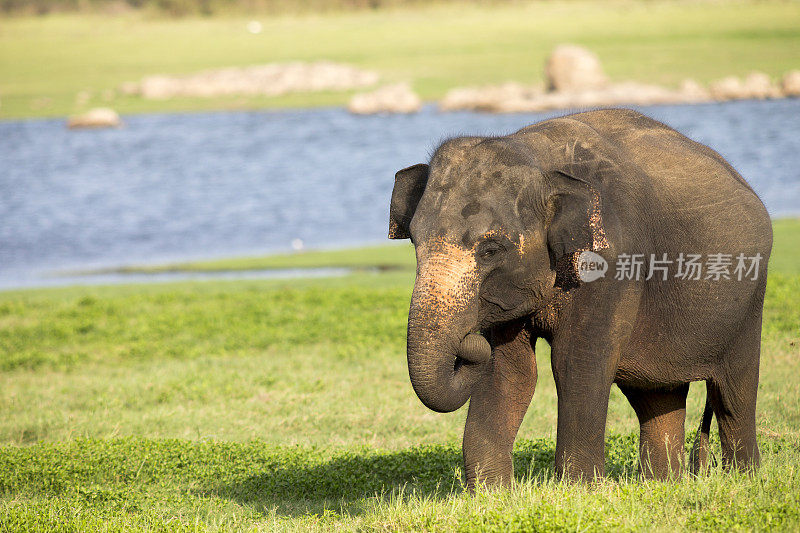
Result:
[388, 109, 771, 489]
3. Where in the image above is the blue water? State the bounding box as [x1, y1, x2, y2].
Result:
[1, 99, 799, 289]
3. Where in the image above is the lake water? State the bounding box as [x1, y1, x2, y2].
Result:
[1, 99, 799, 289]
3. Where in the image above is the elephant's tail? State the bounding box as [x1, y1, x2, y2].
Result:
[689, 392, 714, 473]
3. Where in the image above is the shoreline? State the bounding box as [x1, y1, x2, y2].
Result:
[1, 93, 798, 124]
[2, 218, 796, 292]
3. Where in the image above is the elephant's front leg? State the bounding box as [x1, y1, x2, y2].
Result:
[552, 355, 614, 481]
[551, 287, 638, 481]
[463, 320, 536, 490]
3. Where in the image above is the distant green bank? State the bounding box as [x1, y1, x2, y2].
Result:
[101, 218, 799, 276]
[2, 0, 799, 119]
[93, 242, 416, 274]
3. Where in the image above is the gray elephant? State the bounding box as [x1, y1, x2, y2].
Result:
[388, 108, 771, 488]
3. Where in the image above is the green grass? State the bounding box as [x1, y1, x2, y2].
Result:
[2, 0, 800, 119]
[767, 218, 800, 276]
[2, 436, 799, 531]
[0, 219, 798, 530]
[88, 242, 417, 274]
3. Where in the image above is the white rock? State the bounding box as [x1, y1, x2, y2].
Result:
[709, 73, 780, 100]
[678, 79, 711, 102]
[348, 83, 422, 114]
[781, 70, 800, 97]
[545, 45, 608, 92]
[67, 108, 121, 129]
[439, 83, 541, 112]
[709, 76, 746, 101]
[742, 71, 780, 99]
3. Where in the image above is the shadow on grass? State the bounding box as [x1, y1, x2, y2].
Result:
[210, 435, 640, 517]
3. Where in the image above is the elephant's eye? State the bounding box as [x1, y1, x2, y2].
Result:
[477, 241, 503, 261]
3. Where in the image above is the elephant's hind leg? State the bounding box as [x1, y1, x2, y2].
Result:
[708, 314, 762, 472]
[620, 384, 690, 480]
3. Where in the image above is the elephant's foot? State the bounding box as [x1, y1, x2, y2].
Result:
[464, 452, 514, 491]
[554, 449, 606, 482]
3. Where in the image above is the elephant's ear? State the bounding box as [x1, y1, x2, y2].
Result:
[389, 164, 429, 239]
[545, 169, 608, 287]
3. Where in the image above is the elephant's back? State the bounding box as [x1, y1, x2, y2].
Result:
[567, 108, 758, 195]
[537, 109, 771, 258]
[612, 111, 769, 257]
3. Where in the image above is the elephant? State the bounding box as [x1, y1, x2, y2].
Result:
[387, 108, 771, 489]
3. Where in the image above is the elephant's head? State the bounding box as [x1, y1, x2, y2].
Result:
[389, 136, 608, 413]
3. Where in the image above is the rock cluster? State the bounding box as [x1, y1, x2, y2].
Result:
[440, 45, 798, 113]
[348, 83, 422, 114]
[67, 107, 122, 129]
[110, 50, 799, 115]
[124, 61, 380, 100]
[440, 80, 712, 113]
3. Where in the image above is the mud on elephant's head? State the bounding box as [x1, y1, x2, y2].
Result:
[389, 136, 608, 413]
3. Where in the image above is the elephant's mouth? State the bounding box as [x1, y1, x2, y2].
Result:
[453, 355, 468, 374]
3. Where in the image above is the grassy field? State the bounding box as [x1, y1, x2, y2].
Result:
[2, 0, 800, 119]
[0, 219, 798, 530]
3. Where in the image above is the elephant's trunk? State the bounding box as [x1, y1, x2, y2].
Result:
[407, 316, 490, 413]
[406, 247, 491, 412]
